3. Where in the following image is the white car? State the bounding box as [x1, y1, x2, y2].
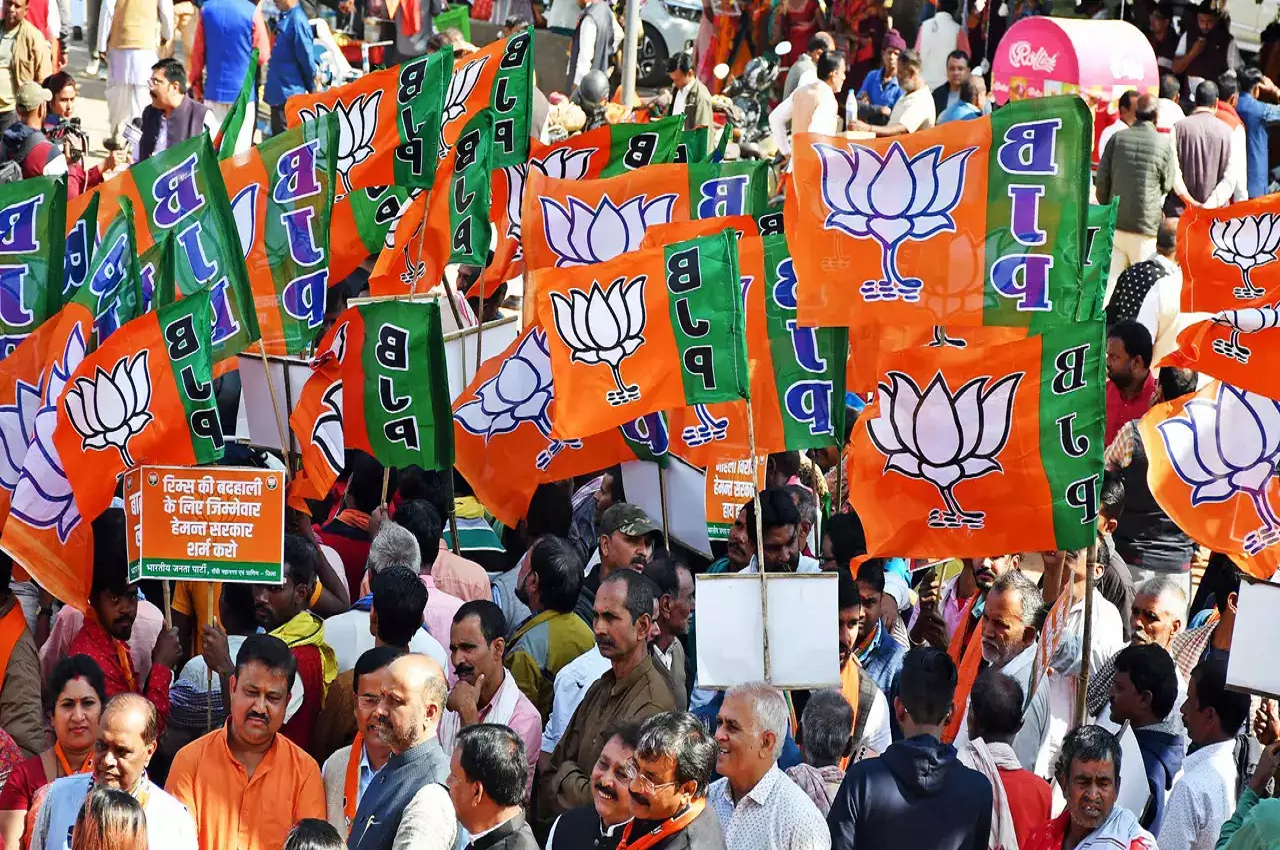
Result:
[1225, 0, 1278, 54]
[638, 0, 702, 85]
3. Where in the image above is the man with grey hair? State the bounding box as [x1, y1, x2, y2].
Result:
[785, 485, 818, 558]
[788, 689, 858, 816]
[951, 569, 1051, 771]
[1087, 575, 1189, 719]
[707, 681, 831, 848]
[623, 711, 726, 848]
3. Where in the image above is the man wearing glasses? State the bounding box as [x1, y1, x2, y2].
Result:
[623, 711, 727, 849]
[67, 508, 180, 734]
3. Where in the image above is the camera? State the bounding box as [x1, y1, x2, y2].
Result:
[45, 115, 86, 145]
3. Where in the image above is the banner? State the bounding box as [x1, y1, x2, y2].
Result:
[1081, 201, 1117, 321]
[1177, 199, 1280, 312]
[848, 320, 1104, 557]
[788, 95, 1092, 328]
[0, 177, 65, 357]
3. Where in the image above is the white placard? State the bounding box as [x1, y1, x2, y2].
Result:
[443, 313, 521, 401]
[620, 456, 713, 558]
[695, 573, 839, 690]
[1227, 576, 1280, 699]
[235, 354, 311, 452]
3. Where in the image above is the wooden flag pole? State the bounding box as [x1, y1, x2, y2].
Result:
[257, 341, 291, 480]
[746, 398, 769, 682]
[447, 472, 462, 556]
[162, 580, 172, 630]
[1073, 539, 1100, 727]
[658, 464, 670, 550]
[380, 466, 393, 506]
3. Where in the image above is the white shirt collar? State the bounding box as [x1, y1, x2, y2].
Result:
[470, 813, 521, 841]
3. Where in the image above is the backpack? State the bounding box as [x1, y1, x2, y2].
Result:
[0, 130, 50, 182]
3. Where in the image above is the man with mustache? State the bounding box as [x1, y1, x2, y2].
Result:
[837, 568, 893, 755]
[1086, 577, 1188, 718]
[165, 635, 323, 850]
[438, 601, 541, 799]
[30, 694, 197, 850]
[739, 488, 822, 574]
[622, 711, 726, 849]
[574, 504, 658, 623]
[545, 723, 640, 849]
[349, 653, 456, 850]
[912, 554, 1019, 650]
[320, 645, 405, 835]
[707, 506, 753, 573]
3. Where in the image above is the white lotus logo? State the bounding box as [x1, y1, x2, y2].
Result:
[550, 276, 647, 406]
[312, 381, 344, 477]
[64, 351, 153, 467]
[298, 92, 381, 195]
[454, 330, 582, 469]
[867, 371, 1022, 529]
[1158, 383, 1280, 554]
[505, 147, 596, 246]
[439, 56, 489, 159]
[1210, 215, 1280, 300]
[0, 377, 41, 491]
[816, 142, 974, 303]
[541, 193, 677, 268]
[231, 184, 256, 260]
[682, 404, 729, 447]
[1209, 304, 1280, 364]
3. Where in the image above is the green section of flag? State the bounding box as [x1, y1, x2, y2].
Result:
[982, 95, 1092, 329]
[687, 161, 769, 220]
[448, 111, 493, 266]
[394, 49, 452, 188]
[662, 232, 750, 405]
[489, 28, 533, 169]
[1036, 319, 1105, 550]
[158, 288, 224, 464]
[216, 48, 258, 160]
[72, 198, 143, 347]
[357, 300, 454, 471]
[351, 186, 414, 255]
[599, 117, 683, 178]
[1078, 201, 1117, 322]
[0, 177, 65, 356]
[761, 232, 847, 450]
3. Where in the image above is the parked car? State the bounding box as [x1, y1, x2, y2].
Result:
[638, 0, 701, 85]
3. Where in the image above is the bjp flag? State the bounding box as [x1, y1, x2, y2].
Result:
[788, 95, 1093, 328]
[285, 48, 452, 194]
[847, 325, 1030, 395]
[534, 231, 750, 440]
[1157, 306, 1280, 399]
[1082, 201, 1117, 321]
[1139, 381, 1280, 579]
[453, 327, 667, 527]
[1177, 198, 1280, 312]
[0, 177, 66, 357]
[848, 320, 1105, 557]
[329, 186, 414, 286]
[481, 118, 683, 294]
[436, 29, 533, 171]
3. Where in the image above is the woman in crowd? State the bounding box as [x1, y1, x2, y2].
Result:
[0, 655, 107, 849]
[70, 788, 147, 850]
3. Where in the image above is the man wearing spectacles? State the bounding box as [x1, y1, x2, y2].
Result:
[621, 711, 726, 850]
[546, 722, 641, 850]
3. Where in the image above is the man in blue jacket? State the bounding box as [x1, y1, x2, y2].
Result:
[264, 0, 316, 135]
[187, 0, 270, 152]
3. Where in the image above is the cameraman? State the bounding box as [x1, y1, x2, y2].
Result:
[42, 71, 119, 196]
[0, 82, 65, 179]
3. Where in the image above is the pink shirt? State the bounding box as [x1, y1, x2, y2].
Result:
[420, 575, 465, 653]
[41, 599, 165, 684]
[432, 545, 492, 603]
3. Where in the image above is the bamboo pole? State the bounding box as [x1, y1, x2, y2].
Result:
[747, 399, 769, 682]
[658, 464, 670, 550]
[257, 341, 291, 479]
[206, 587, 215, 732]
[1073, 539, 1100, 727]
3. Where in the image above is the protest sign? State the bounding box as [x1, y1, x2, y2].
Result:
[1030, 579, 1074, 701]
[705, 457, 765, 541]
[124, 466, 285, 583]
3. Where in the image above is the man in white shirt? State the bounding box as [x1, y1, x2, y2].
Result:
[1215, 70, 1250, 203]
[916, 0, 961, 91]
[849, 48, 934, 137]
[770, 49, 845, 161]
[1099, 90, 1138, 157]
[1043, 547, 1126, 679]
[1159, 659, 1251, 850]
[1156, 73, 1185, 132]
[706, 682, 832, 849]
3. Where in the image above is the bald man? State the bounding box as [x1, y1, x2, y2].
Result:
[348, 654, 458, 850]
[31, 694, 198, 850]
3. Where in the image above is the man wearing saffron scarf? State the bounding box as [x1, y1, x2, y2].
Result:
[624, 711, 727, 850]
[68, 510, 180, 734]
[838, 568, 893, 755]
[852, 559, 905, 696]
[253, 534, 338, 753]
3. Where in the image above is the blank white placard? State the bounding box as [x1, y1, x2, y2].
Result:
[236, 355, 311, 452]
[767, 573, 840, 689]
[695, 576, 765, 688]
[1227, 577, 1280, 698]
[621, 457, 713, 558]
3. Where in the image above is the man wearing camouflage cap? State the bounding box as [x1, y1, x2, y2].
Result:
[574, 503, 659, 624]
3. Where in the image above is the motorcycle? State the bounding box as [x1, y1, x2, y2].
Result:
[712, 40, 791, 160]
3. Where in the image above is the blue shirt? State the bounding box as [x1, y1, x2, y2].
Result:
[937, 100, 982, 124]
[858, 69, 903, 110]
[1237, 92, 1280, 198]
[263, 3, 316, 107]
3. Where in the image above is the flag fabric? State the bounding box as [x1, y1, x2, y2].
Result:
[285, 48, 453, 194]
[674, 124, 730, 164]
[1176, 200, 1280, 312]
[481, 118, 684, 293]
[62, 192, 97, 309]
[438, 29, 532, 170]
[66, 134, 261, 365]
[846, 325, 1028, 395]
[1139, 380, 1280, 579]
[1157, 307, 1280, 400]
[848, 320, 1105, 557]
[289, 300, 454, 509]
[443, 111, 494, 267]
[452, 327, 664, 526]
[1081, 201, 1117, 320]
[533, 231, 750, 439]
[0, 177, 66, 357]
[221, 113, 339, 355]
[787, 95, 1092, 328]
[330, 186, 415, 285]
[214, 48, 258, 159]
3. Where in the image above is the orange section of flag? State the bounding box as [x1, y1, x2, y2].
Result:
[1138, 381, 1280, 579]
[1156, 310, 1280, 400]
[288, 323, 346, 512]
[847, 325, 1029, 394]
[1177, 200, 1280, 312]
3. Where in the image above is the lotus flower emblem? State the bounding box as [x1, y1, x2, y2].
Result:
[506, 147, 597, 246]
[9, 325, 88, 542]
[439, 56, 489, 159]
[550, 276, 647, 406]
[311, 381, 344, 477]
[867, 370, 1022, 529]
[682, 404, 730, 447]
[541, 193, 677, 268]
[0, 377, 41, 491]
[63, 351, 154, 468]
[231, 185, 257, 261]
[815, 142, 975, 303]
[1210, 215, 1280, 300]
[1157, 383, 1280, 554]
[455, 330, 582, 469]
[297, 92, 381, 195]
[1209, 304, 1280, 364]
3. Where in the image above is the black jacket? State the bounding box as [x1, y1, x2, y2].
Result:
[625, 804, 727, 850]
[546, 806, 627, 850]
[932, 83, 954, 117]
[827, 734, 993, 850]
[472, 813, 540, 850]
[139, 96, 211, 161]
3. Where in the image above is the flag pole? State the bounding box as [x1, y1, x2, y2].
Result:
[257, 341, 291, 480]
[658, 465, 670, 550]
[380, 466, 393, 505]
[447, 470, 462, 557]
[746, 398, 769, 682]
[162, 580, 171, 630]
[206, 587, 215, 732]
[1073, 539, 1099, 727]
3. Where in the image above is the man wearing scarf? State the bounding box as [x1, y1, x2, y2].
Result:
[253, 534, 338, 753]
[545, 724, 640, 850]
[622, 711, 726, 850]
[851, 559, 906, 696]
[316, 454, 388, 594]
[1024, 725, 1157, 850]
[68, 510, 180, 735]
[838, 569, 893, 754]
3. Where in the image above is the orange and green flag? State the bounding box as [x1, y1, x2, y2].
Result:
[787, 95, 1092, 328]
[214, 48, 259, 159]
[0, 177, 66, 357]
[1176, 201, 1280, 311]
[221, 113, 339, 355]
[1157, 305, 1280, 399]
[1139, 380, 1280, 579]
[848, 320, 1104, 557]
[437, 28, 532, 171]
[534, 230, 750, 440]
[286, 48, 453, 194]
[330, 186, 415, 286]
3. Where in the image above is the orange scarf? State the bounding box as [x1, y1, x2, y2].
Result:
[617, 799, 706, 850]
[333, 509, 371, 532]
[343, 733, 363, 833]
[943, 595, 983, 743]
[0, 603, 26, 694]
[54, 741, 92, 777]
